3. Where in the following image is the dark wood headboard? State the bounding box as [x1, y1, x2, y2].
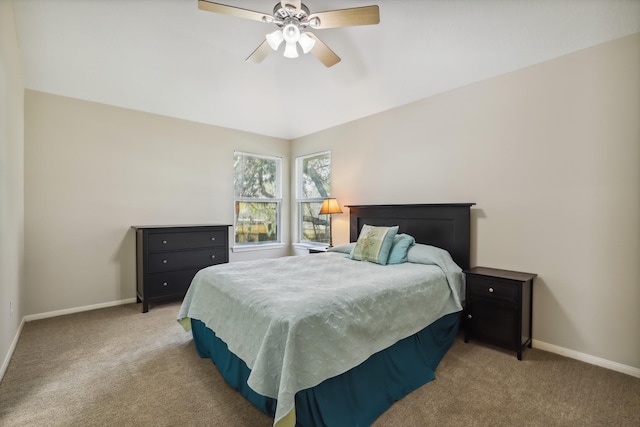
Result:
[347, 204, 475, 271]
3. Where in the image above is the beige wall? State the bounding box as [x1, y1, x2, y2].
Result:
[292, 34, 640, 371]
[0, 1, 25, 378]
[24, 91, 290, 315]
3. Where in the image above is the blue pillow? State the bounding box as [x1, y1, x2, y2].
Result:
[349, 225, 399, 265]
[387, 234, 416, 264]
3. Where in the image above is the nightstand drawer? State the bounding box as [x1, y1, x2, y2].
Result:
[147, 269, 201, 297]
[148, 247, 226, 272]
[467, 276, 518, 302]
[148, 230, 226, 252]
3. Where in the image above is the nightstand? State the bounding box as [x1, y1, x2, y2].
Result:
[308, 247, 328, 254]
[463, 267, 537, 360]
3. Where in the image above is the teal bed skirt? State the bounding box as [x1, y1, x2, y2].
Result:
[191, 311, 460, 427]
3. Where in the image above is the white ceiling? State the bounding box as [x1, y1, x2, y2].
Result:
[12, 0, 640, 140]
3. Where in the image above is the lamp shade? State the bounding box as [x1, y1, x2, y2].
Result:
[282, 22, 301, 43]
[319, 198, 343, 215]
[266, 30, 284, 50]
[298, 32, 316, 54]
[283, 41, 298, 58]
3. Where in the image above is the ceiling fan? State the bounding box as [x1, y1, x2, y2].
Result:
[198, 0, 380, 67]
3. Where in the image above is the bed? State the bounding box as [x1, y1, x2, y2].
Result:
[178, 203, 474, 427]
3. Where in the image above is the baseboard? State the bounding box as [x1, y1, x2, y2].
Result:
[0, 317, 25, 385]
[23, 298, 137, 322]
[533, 339, 640, 378]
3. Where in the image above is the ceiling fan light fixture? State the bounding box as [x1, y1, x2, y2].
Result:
[266, 30, 284, 50]
[283, 41, 299, 58]
[298, 32, 316, 54]
[282, 21, 301, 43]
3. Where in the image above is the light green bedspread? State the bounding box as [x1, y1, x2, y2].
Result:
[178, 246, 463, 427]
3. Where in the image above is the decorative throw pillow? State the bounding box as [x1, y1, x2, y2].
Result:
[387, 233, 416, 264]
[349, 225, 399, 265]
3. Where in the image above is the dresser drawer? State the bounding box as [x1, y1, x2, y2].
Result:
[148, 247, 227, 272]
[467, 276, 518, 303]
[148, 229, 226, 252]
[146, 269, 201, 297]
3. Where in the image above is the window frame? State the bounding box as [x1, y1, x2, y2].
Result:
[296, 151, 332, 246]
[233, 151, 282, 247]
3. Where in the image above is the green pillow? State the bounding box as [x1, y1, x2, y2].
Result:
[387, 234, 416, 264]
[349, 225, 399, 265]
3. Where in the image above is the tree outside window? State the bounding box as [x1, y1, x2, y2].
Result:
[234, 152, 281, 245]
[297, 152, 331, 244]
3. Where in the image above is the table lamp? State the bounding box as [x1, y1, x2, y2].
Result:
[319, 198, 343, 247]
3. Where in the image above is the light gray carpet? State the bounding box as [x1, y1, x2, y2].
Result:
[1, 301, 638, 426]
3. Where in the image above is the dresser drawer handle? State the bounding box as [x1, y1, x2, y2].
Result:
[211, 255, 216, 259]
[488, 287, 494, 293]
[162, 259, 168, 264]
[211, 237, 216, 241]
[162, 240, 167, 244]
[163, 282, 168, 287]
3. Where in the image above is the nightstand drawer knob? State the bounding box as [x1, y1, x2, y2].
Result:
[211, 237, 216, 241]
[211, 255, 216, 259]
[163, 282, 168, 286]
[488, 287, 494, 293]
[467, 314, 472, 319]
[162, 240, 167, 244]
[162, 259, 168, 264]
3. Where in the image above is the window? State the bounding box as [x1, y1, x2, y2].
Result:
[234, 151, 282, 246]
[297, 151, 332, 245]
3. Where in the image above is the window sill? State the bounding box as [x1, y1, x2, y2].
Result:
[231, 243, 286, 253]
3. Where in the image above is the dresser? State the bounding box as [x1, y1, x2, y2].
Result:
[132, 224, 231, 312]
[463, 267, 537, 360]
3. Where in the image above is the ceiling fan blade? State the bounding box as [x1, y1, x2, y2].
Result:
[308, 5, 380, 29]
[306, 33, 341, 68]
[198, 0, 269, 23]
[245, 40, 273, 64]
